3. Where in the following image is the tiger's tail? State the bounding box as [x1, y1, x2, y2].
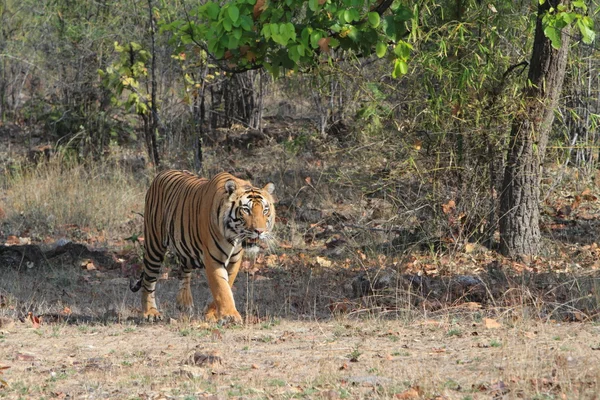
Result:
[129, 273, 143, 292]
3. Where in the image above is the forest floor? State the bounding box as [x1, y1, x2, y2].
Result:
[2, 298, 600, 400]
[1, 252, 600, 400]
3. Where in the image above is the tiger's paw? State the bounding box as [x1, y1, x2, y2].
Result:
[218, 312, 243, 326]
[143, 308, 162, 322]
[204, 303, 219, 322]
[176, 288, 194, 314]
[204, 304, 242, 325]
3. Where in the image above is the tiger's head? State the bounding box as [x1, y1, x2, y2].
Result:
[224, 179, 276, 250]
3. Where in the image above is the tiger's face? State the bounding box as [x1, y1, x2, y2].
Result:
[224, 180, 275, 249]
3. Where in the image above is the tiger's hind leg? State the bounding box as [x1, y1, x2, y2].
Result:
[176, 257, 195, 314]
[140, 244, 167, 321]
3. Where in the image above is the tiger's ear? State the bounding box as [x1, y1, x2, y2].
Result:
[225, 179, 237, 195]
[263, 182, 275, 195]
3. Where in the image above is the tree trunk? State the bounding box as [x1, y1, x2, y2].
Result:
[499, 0, 570, 258]
[146, 0, 160, 168]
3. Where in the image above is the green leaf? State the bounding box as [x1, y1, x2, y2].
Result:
[289, 45, 300, 63]
[392, 59, 401, 79]
[271, 23, 280, 36]
[240, 16, 253, 31]
[544, 25, 562, 49]
[233, 28, 243, 40]
[301, 27, 311, 42]
[297, 42, 305, 56]
[376, 41, 387, 58]
[205, 2, 220, 20]
[577, 19, 596, 44]
[310, 31, 323, 48]
[560, 12, 576, 24]
[227, 35, 239, 49]
[228, 5, 240, 23]
[394, 5, 413, 21]
[344, 10, 352, 23]
[368, 12, 380, 28]
[347, 26, 359, 41]
[261, 24, 271, 39]
[392, 59, 408, 78]
[393, 42, 412, 59]
[223, 18, 232, 31]
[283, 22, 296, 42]
[308, 0, 319, 12]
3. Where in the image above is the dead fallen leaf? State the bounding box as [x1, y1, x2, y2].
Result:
[524, 331, 537, 339]
[462, 301, 482, 310]
[582, 188, 597, 201]
[464, 243, 476, 253]
[318, 37, 331, 53]
[320, 389, 339, 400]
[315, 256, 332, 268]
[0, 364, 9, 388]
[328, 299, 351, 314]
[15, 352, 35, 362]
[395, 386, 422, 399]
[187, 351, 222, 367]
[5, 235, 20, 246]
[26, 312, 41, 328]
[253, 0, 266, 19]
[81, 260, 96, 271]
[484, 318, 502, 329]
[442, 200, 456, 215]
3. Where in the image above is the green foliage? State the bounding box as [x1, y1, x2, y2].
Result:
[99, 42, 152, 116]
[160, 0, 413, 78]
[541, 1, 595, 49]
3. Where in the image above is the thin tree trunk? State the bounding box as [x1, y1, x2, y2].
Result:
[146, 0, 160, 168]
[499, 0, 570, 258]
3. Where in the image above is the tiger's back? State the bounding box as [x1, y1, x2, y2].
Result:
[144, 170, 209, 269]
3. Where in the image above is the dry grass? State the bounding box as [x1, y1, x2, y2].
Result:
[0, 156, 148, 242]
[2, 309, 600, 399]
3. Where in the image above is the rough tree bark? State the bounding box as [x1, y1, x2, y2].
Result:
[499, 0, 571, 258]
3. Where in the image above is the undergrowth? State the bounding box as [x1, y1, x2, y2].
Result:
[0, 155, 148, 242]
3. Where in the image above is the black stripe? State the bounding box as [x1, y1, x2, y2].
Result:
[209, 251, 225, 267]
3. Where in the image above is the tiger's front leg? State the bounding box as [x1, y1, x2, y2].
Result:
[176, 269, 194, 314]
[204, 259, 242, 324]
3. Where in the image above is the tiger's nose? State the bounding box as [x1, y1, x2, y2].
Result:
[254, 227, 265, 235]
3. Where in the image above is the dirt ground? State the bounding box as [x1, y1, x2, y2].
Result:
[2, 314, 600, 399]
[2, 258, 600, 400]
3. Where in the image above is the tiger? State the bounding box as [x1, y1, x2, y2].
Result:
[130, 170, 275, 324]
